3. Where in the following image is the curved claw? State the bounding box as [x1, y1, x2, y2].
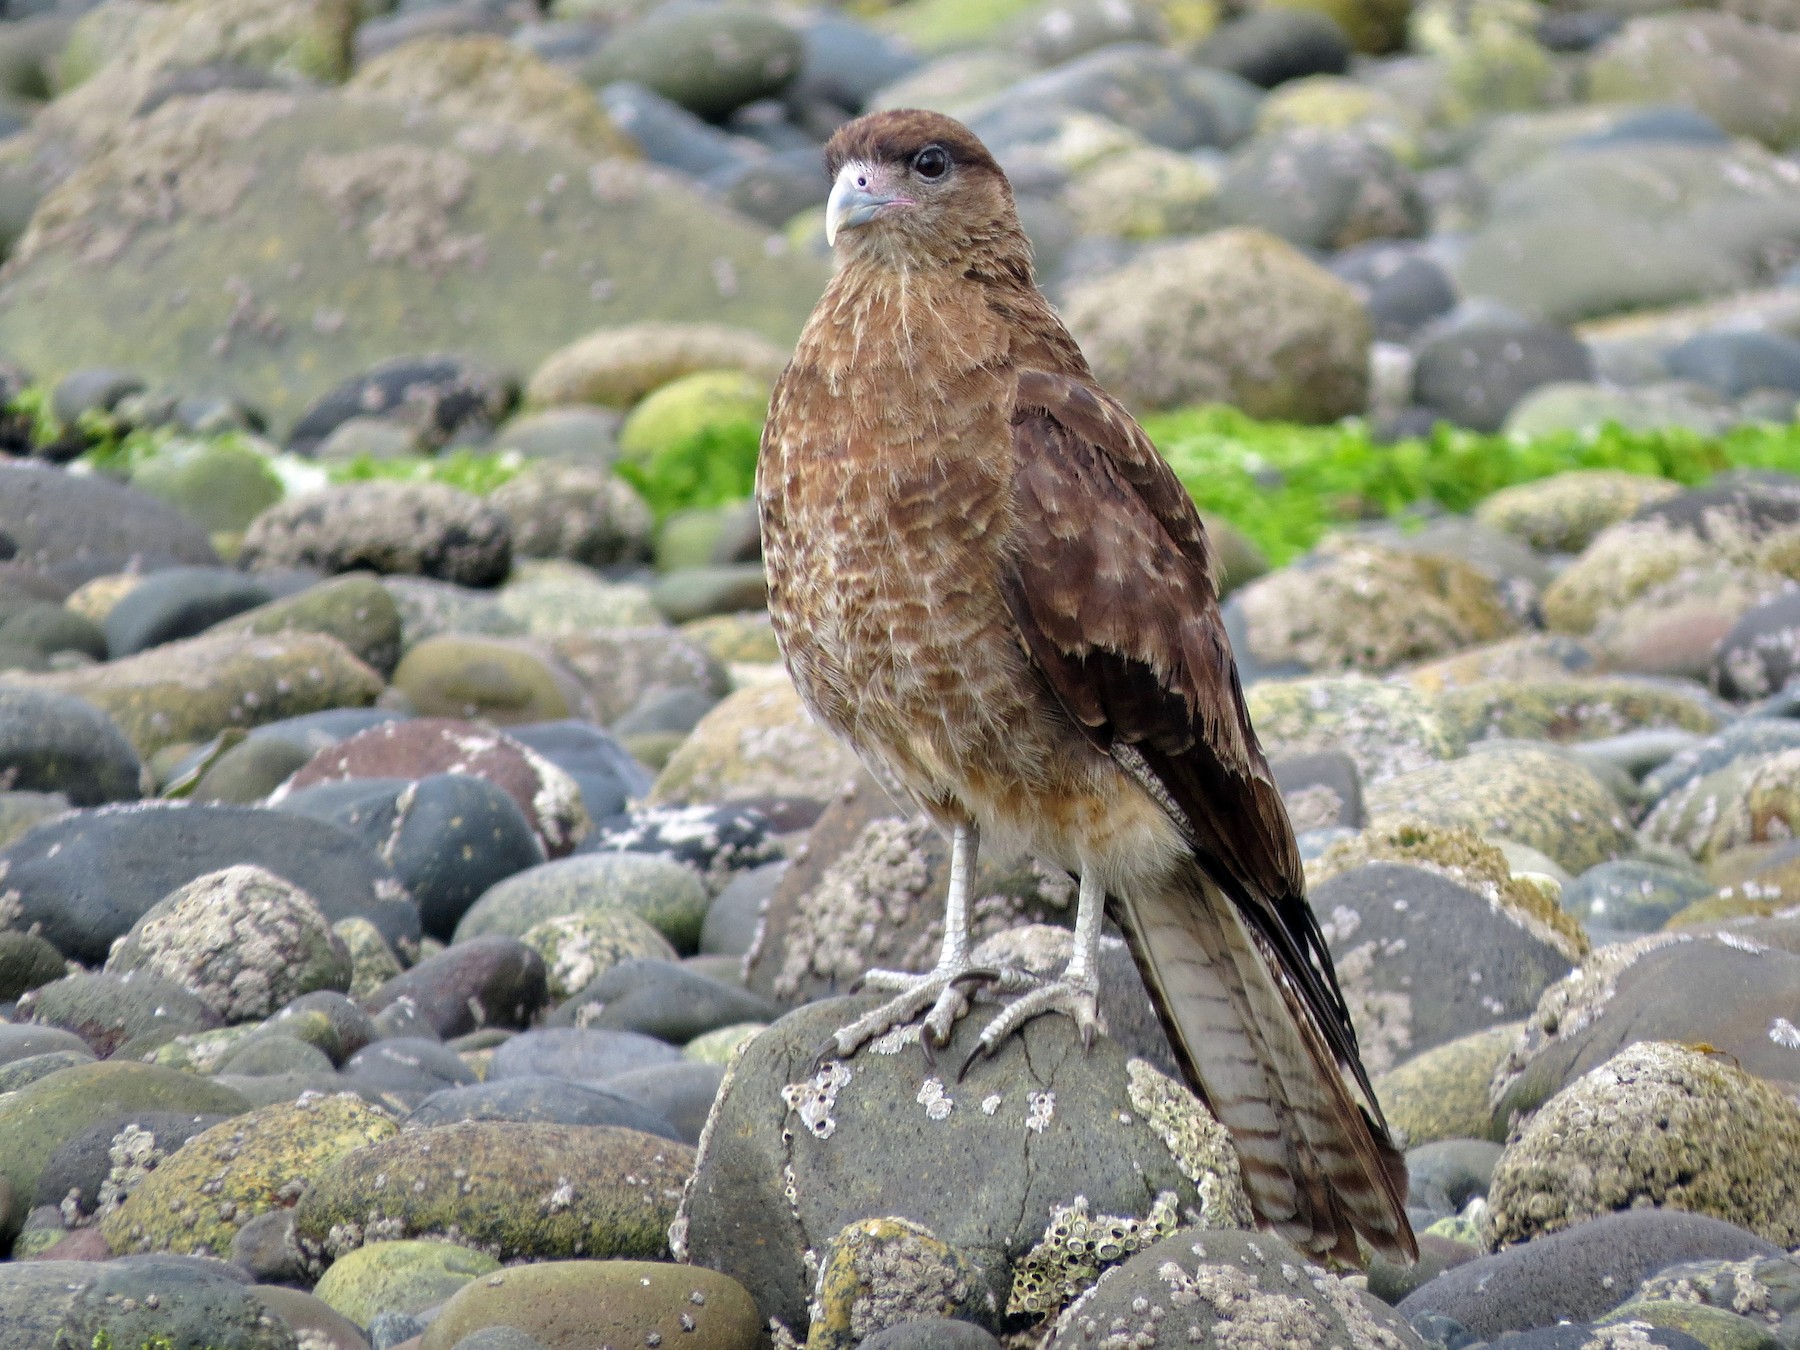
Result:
[955, 1040, 989, 1083]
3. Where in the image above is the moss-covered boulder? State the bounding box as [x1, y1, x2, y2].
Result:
[520, 907, 680, 1001]
[1431, 676, 1720, 747]
[1642, 747, 1800, 863]
[1475, 470, 1684, 554]
[0, 89, 827, 439]
[1489, 1042, 1800, 1247]
[210, 573, 404, 678]
[0, 629, 383, 757]
[1245, 677, 1456, 785]
[1372, 1023, 1524, 1148]
[128, 435, 286, 535]
[347, 34, 636, 159]
[1363, 743, 1634, 874]
[525, 322, 789, 410]
[102, 1093, 397, 1257]
[0, 1061, 249, 1243]
[294, 1122, 693, 1268]
[1063, 228, 1369, 419]
[312, 1238, 501, 1327]
[1237, 538, 1520, 675]
[419, 1260, 761, 1350]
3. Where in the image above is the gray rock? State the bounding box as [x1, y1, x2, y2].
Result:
[967, 44, 1261, 152]
[1413, 322, 1593, 433]
[455, 852, 711, 949]
[403, 1075, 682, 1140]
[1218, 127, 1424, 251]
[0, 461, 217, 588]
[0, 602, 108, 661]
[1191, 7, 1352, 86]
[32, 1109, 229, 1220]
[1559, 859, 1713, 932]
[102, 566, 273, 658]
[0, 930, 68, 1002]
[1041, 1227, 1422, 1350]
[1311, 862, 1578, 1076]
[0, 801, 420, 963]
[1713, 590, 1800, 702]
[601, 1059, 725, 1146]
[549, 957, 781, 1042]
[489, 460, 653, 569]
[342, 1037, 477, 1099]
[1669, 331, 1800, 399]
[0, 686, 144, 805]
[678, 995, 1253, 1334]
[362, 934, 549, 1039]
[487, 1025, 680, 1084]
[597, 80, 759, 178]
[216, 1033, 337, 1077]
[18, 969, 223, 1058]
[240, 482, 513, 588]
[1328, 241, 1458, 342]
[702, 858, 785, 957]
[1397, 1210, 1782, 1339]
[1642, 717, 1800, 803]
[584, 7, 802, 120]
[286, 355, 514, 456]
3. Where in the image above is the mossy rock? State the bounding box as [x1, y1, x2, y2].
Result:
[102, 1092, 397, 1256]
[1364, 743, 1634, 875]
[1598, 1299, 1782, 1350]
[1489, 1041, 1800, 1247]
[0, 89, 826, 440]
[647, 678, 862, 808]
[1371, 1023, 1523, 1148]
[1245, 676, 1456, 785]
[0, 1061, 249, 1243]
[1431, 676, 1720, 747]
[1271, 0, 1408, 53]
[129, 435, 286, 534]
[210, 573, 404, 678]
[1, 629, 383, 757]
[293, 1121, 693, 1268]
[312, 1238, 501, 1327]
[1474, 469, 1683, 553]
[525, 322, 788, 411]
[618, 368, 769, 464]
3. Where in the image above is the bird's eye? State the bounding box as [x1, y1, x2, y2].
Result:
[912, 145, 950, 180]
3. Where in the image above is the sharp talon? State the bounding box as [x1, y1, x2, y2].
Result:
[956, 1042, 987, 1083]
[951, 967, 997, 989]
[811, 1035, 844, 1069]
[1080, 1022, 1097, 1052]
[919, 1032, 937, 1066]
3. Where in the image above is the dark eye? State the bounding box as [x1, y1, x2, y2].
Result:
[913, 145, 950, 180]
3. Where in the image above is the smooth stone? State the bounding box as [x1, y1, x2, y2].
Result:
[274, 774, 547, 941]
[486, 1026, 681, 1085]
[286, 356, 514, 456]
[0, 1049, 94, 1094]
[362, 936, 549, 1040]
[601, 1061, 726, 1147]
[0, 462, 217, 588]
[0, 686, 144, 805]
[0, 602, 107, 661]
[191, 736, 315, 804]
[1559, 860, 1713, 932]
[342, 1038, 479, 1099]
[1714, 591, 1800, 703]
[293, 1122, 694, 1265]
[313, 1238, 500, 1329]
[418, 1259, 760, 1350]
[212, 573, 406, 678]
[859, 1320, 1003, 1350]
[250, 1286, 372, 1350]
[1217, 126, 1424, 252]
[520, 907, 680, 1003]
[0, 802, 419, 963]
[230, 1208, 310, 1286]
[1397, 1210, 1782, 1339]
[102, 566, 273, 658]
[1413, 322, 1594, 433]
[575, 804, 782, 912]
[275, 717, 589, 859]
[33, 1109, 230, 1221]
[269, 991, 379, 1066]
[403, 1077, 681, 1140]
[218, 1034, 337, 1077]
[20, 970, 222, 1057]
[550, 958, 781, 1044]
[390, 634, 587, 727]
[455, 852, 710, 949]
[701, 859, 785, 958]
[0, 1023, 92, 1065]
[503, 719, 651, 823]
[1668, 331, 1800, 399]
[46, 1254, 295, 1350]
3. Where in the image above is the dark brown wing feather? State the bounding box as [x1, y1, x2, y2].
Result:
[1004, 368, 1415, 1264]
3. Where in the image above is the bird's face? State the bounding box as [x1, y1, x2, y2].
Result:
[822, 110, 1018, 269]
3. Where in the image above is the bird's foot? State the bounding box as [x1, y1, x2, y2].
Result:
[816, 963, 1038, 1064]
[957, 973, 1104, 1080]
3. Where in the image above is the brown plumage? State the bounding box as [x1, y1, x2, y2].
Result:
[757, 108, 1415, 1266]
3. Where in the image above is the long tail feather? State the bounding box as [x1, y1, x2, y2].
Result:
[1113, 860, 1416, 1265]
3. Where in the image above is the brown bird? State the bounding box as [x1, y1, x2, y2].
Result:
[757, 108, 1415, 1266]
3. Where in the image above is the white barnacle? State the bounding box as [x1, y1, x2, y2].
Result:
[917, 1076, 953, 1120]
[1026, 1090, 1055, 1133]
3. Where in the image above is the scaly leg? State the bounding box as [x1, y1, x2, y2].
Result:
[959, 868, 1105, 1078]
[820, 822, 1030, 1059]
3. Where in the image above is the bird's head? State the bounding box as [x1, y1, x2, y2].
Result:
[822, 109, 1023, 272]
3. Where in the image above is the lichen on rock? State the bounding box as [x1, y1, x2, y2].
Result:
[809, 1217, 986, 1350]
[1488, 1041, 1800, 1247]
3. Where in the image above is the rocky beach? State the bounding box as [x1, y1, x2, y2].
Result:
[3, 0, 1800, 1346]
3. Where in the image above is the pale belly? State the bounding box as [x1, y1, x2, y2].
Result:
[769, 527, 1188, 892]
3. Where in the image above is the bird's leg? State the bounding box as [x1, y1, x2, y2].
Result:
[959, 868, 1106, 1078]
[820, 822, 1023, 1060]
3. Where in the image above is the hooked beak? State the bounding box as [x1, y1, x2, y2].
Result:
[825, 162, 911, 247]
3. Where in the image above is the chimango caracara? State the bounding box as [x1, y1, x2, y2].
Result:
[757, 108, 1415, 1266]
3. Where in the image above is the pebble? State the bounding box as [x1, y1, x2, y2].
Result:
[548, 958, 781, 1043]
[486, 1026, 682, 1084]
[404, 1077, 683, 1140]
[361, 935, 549, 1040]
